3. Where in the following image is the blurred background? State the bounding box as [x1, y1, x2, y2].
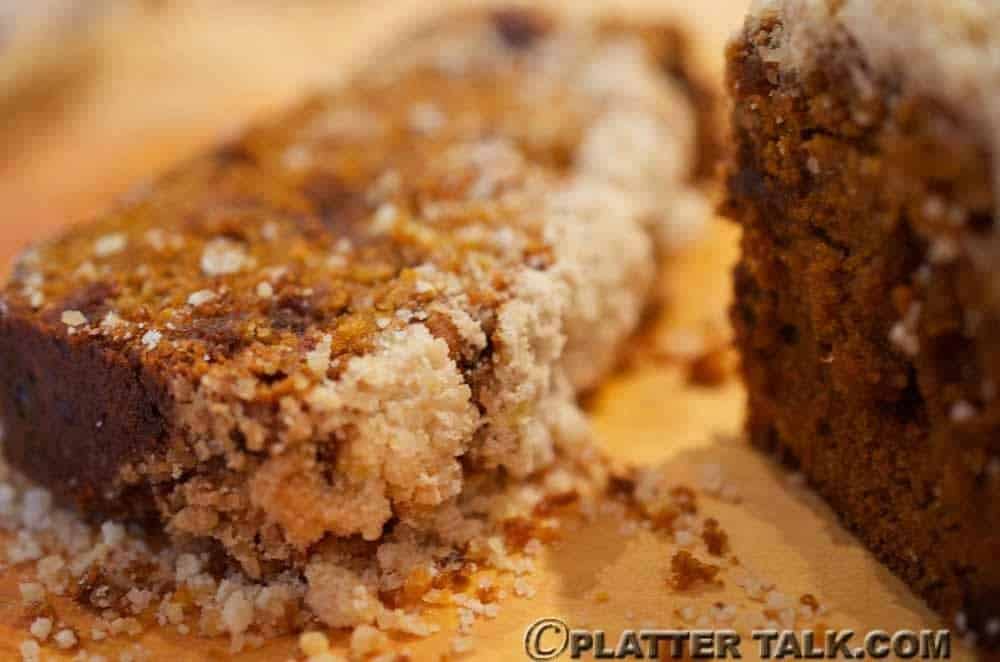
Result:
[0, 0, 747, 271]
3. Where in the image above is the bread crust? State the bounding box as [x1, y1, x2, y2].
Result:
[727, 11, 1000, 644]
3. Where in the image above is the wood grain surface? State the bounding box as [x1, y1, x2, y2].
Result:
[0, 2, 974, 660]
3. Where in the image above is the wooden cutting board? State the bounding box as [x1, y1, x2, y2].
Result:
[0, 2, 974, 660]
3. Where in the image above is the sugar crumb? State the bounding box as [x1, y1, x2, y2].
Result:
[513, 578, 536, 599]
[950, 400, 977, 423]
[29, 618, 52, 641]
[256, 282, 274, 299]
[350, 624, 388, 657]
[54, 629, 78, 649]
[300, 631, 330, 656]
[61, 310, 88, 327]
[94, 233, 127, 258]
[306, 334, 333, 376]
[140, 330, 162, 351]
[187, 290, 217, 307]
[201, 238, 247, 276]
[19, 640, 40, 662]
[19, 582, 45, 604]
[451, 636, 475, 655]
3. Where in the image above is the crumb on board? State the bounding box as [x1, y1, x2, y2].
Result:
[687, 346, 738, 387]
[0, 448, 606, 658]
[669, 550, 722, 592]
[701, 518, 729, 556]
[0, 452, 841, 657]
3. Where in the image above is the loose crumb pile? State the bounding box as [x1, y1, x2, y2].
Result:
[669, 551, 722, 591]
[607, 462, 833, 634]
[0, 445, 607, 660]
[0, 445, 838, 661]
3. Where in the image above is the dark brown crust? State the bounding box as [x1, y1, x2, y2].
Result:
[726, 20, 1000, 644]
[0, 314, 170, 516]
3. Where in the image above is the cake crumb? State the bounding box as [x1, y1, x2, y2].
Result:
[9, 532, 44, 563]
[513, 578, 536, 599]
[701, 518, 729, 556]
[29, 618, 52, 641]
[950, 400, 977, 423]
[309, 654, 347, 662]
[201, 238, 247, 276]
[410, 103, 446, 134]
[282, 146, 312, 171]
[140, 330, 162, 351]
[306, 334, 333, 376]
[94, 234, 128, 258]
[307, 652, 345, 662]
[929, 237, 959, 264]
[300, 631, 330, 657]
[101, 311, 123, 329]
[674, 530, 695, 547]
[451, 636, 475, 655]
[350, 624, 389, 658]
[186, 290, 217, 307]
[61, 310, 88, 327]
[101, 521, 126, 546]
[221, 589, 254, 637]
[765, 590, 788, 610]
[688, 347, 736, 387]
[54, 629, 79, 650]
[19, 582, 45, 604]
[670, 551, 722, 591]
[19, 640, 41, 662]
[889, 303, 921, 356]
[371, 203, 398, 234]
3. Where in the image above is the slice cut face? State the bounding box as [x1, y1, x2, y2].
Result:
[727, 0, 1000, 644]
